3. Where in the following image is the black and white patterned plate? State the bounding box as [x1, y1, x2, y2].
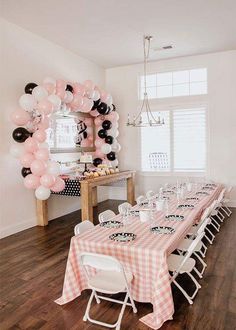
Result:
[129, 210, 140, 216]
[165, 214, 185, 221]
[150, 226, 175, 234]
[205, 183, 216, 187]
[178, 204, 194, 209]
[163, 190, 174, 194]
[203, 186, 214, 190]
[100, 220, 123, 228]
[109, 232, 136, 242]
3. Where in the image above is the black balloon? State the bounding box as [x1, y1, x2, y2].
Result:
[102, 120, 112, 130]
[24, 82, 38, 94]
[83, 131, 88, 139]
[91, 98, 101, 110]
[105, 106, 112, 115]
[107, 152, 116, 161]
[21, 167, 32, 178]
[93, 158, 103, 167]
[105, 135, 114, 145]
[98, 129, 107, 139]
[12, 127, 31, 143]
[66, 84, 73, 93]
[97, 102, 107, 115]
[111, 104, 116, 111]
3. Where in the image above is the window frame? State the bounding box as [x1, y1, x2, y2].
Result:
[139, 103, 209, 177]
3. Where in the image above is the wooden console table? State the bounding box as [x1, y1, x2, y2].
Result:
[36, 170, 135, 226]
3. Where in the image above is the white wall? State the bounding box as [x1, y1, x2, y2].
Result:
[0, 19, 107, 238]
[106, 50, 236, 205]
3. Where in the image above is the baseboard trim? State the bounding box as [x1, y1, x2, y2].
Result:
[0, 218, 37, 239]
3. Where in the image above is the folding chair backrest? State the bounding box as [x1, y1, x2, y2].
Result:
[80, 252, 122, 272]
[197, 217, 210, 235]
[217, 188, 226, 203]
[136, 195, 146, 205]
[200, 207, 210, 222]
[74, 220, 94, 236]
[209, 200, 217, 212]
[118, 202, 132, 215]
[146, 190, 155, 199]
[174, 232, 205, 277]
[98, 210, 116, 223]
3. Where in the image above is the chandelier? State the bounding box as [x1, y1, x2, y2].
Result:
[126, 36, 165, 127]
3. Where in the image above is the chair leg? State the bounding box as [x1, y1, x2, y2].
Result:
[200, 241, 207, 257]
[218, 210, 225, 221]
[83, 290, 95, 322]
[115, 293, 129, 330]
[222, 205, 232, 216]
[205, 227, 215, 244]
[94, 291, 101, 304]
[210, 218, 220, 232]
[126, 286, 137, 313]
[194, 252, 207, 276]
[172, 279, 193, 305]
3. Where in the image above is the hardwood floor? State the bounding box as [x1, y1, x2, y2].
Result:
[0, 200, 235, 330]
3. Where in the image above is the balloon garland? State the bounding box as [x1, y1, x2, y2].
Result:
[10, 77, 120, 200]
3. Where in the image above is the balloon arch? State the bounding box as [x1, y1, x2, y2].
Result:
[10, 77, 120, 200]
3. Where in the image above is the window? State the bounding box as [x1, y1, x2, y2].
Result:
[141, 107, 207, 173]
[140, 68, 207, 99]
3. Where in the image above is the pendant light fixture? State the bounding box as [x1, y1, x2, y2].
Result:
[126, 36, 165, 127]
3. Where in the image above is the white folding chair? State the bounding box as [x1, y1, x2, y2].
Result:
[168, 232, 205, 305]
[136, 195, 146, 206]
[177, 217, 210, 278]
[118, 202, 132, 215]
[146, 190, 155, 199]
[74, 220, 94, 236]
[99, 210, 116, 223]
[220, 186, 232, 216]
[80, 252, 137, 330]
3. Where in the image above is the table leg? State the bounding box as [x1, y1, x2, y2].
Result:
[80, 182, 93, 222]
[127, 174, 135, 205]
[92, 187, 98, 207]
[36, 199, 48, 226]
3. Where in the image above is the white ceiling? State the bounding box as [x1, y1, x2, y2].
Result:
[1, 0, 236, 68]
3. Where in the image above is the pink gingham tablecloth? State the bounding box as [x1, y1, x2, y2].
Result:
[55, 185, 222, 329]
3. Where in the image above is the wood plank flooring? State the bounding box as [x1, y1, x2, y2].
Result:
[0, 200, 235, 330]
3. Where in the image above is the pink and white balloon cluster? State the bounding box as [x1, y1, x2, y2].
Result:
[9, 77, 118, 200]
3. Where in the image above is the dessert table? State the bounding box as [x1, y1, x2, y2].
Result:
[55, 184, 222, 329]
[36, 170, 135, 226]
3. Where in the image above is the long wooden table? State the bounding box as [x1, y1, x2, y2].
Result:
[36, 170, 135, 226]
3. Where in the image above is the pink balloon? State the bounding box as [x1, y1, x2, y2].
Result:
[20, 152, 35, 167]
[37, 99, 53, 115]
[107, 111, 119, 122]
[51, 177, 65, 192]
[38, 116, 50, 130]
[81, 98, 93, 113]
[94, 149, 105, 158]
[33, 129, 47, 143]
[56, 79, 66, 90]
[24, 174, 40, 189]
[88, 135, 93, 142]
[30, 159, 47, 176]
[81, 139, 90, 147]
[24, 137, 39, 153]
[35, 148, 49, 161]
[10, 108, 30, 126]
[100, 90, 108, 102]
[95, 138, 104, 148]
[43, 83, 55, 95]
[73, 83, 86, 96]
[70, 94, 83, 110]
[56, 88, 66, 100]
[83, 80, 95, 90]
[94, 117, 102, 126]
[90, 109, 99, 117]
[40, 173, 56, 188]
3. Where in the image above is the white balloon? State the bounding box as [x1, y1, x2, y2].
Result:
[35, 186, 51, 200]
[101, 144, 112, 154]
[43, 77, 56, 86]
[19, 94, 37, 111]
[111, 141, 121, 152]
[32, 86, 48, 101]
[64, 91, 73, 103]
[111, 159, 119, 167]
[47, 161, 61, 176]
[9, 143, 25, 158]
[87, 89, 95, 99]
[48, 94, 61, 111]
[93, 90, 100, 101]
[106, 95, 113, 107]
[109, 128, 119, 138]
